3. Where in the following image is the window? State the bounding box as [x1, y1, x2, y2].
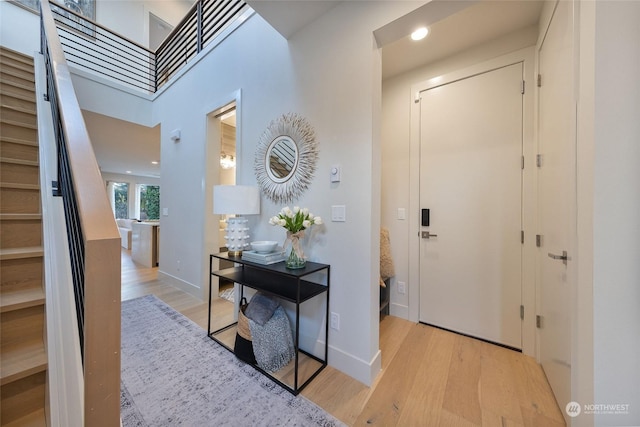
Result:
[113, 182, 129, 219]
[139, 185, 160, 220]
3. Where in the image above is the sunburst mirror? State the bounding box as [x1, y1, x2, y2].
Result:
[254, 113, 318, 204]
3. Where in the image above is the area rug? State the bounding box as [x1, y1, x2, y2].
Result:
[121, 295, 344, 426]
[219, 287, 235, 303]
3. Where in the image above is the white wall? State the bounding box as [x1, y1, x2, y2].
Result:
[0, 2, 40, 56]
[152, 2, 421, 385]
[96, 0, 192, 48]
[381, 25, 538, 320]
[590, 1, 640, 425]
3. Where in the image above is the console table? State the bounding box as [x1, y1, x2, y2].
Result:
[207, 253, 330, 395]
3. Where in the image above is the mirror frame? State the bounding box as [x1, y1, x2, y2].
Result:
[255, 113, 318, 204]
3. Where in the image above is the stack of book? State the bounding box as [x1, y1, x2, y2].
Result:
[241, 248, 286, 265]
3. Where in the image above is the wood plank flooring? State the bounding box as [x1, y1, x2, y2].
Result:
[120, 249, 565, 426]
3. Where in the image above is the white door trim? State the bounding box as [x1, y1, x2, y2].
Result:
[408, 47, 537, 356]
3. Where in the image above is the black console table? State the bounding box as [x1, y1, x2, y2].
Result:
[207, 253, 330, 395]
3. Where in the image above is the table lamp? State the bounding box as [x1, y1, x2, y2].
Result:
[213, 185, 260, 256]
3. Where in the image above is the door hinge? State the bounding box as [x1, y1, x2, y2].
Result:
[536, 234, 542, 247]
[537, 74, 542, 87]
[536, 315, 542, 328]
[521, 156, 525, 170]
[521, 80, 525, 94]
[521, 230, 524, 244]
[414, 91, 421, 103]
[520, 305, 524, 320]
[536, 154, 543, 167]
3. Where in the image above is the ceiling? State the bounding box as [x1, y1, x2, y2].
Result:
[245, 0, 342, 39]
[83, 110, 161, 178]
[90, 0, 543, 178]
[380, 0, 544, 79]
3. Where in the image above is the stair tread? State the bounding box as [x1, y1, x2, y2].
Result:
[0, 287, 45, 313]
[1, 103, 37, 115]
[0, 102, 36, 116]
[0, 157, 39, 167]
[0, 136, 39, 147]
[0, 90, 36, 103]
[0, 48, 34, 66]
[1, 340, 47, 386]
[0, 58, 35, 73]
[0, 78, 36, 93]
[0, 118, 37, 130]
[0, 68, 35, 83]
[0, 182, 39, 190]
[2, 409, 46, 427]
[0, 247, 43, 260]
[0, 213, 42, 220]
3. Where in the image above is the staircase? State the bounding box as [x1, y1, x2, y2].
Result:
[0, 47, 47, 427]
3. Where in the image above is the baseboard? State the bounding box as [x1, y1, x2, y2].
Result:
[157, 270, 202, 300]
[390, 302, 409, 319]
[327, 343, 381, 387]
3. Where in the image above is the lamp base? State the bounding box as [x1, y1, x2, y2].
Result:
[224, 217, 250, 256]
[227, 250, 243, 258]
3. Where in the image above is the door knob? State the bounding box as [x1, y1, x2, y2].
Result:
[547, 250, 569, 265]
[421, 231, 438, 239]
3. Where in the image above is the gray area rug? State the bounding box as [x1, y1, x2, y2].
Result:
[219, 287, 235, 303]
[121, 295, 345, 426]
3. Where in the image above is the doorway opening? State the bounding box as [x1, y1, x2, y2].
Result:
[149, 12, 173, 51]
[204, 99, 239, 333]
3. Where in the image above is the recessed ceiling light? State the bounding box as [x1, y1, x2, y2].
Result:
[411, 27, 429, 41]
[126, 170, 132, 174]
[151, 161, 159, 165]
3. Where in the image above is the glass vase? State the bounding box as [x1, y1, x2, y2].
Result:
[286, 236, 306, 269]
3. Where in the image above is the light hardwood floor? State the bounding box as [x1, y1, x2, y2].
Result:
[120, 249, 565, 426]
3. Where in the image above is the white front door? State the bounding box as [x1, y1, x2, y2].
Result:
[537, 0, 575, 419]
[418, 63, 523, 349]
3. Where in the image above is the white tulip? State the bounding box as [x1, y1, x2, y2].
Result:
[278, 219, 286, 226]
[314, 216, 323, 225]
[302, 220, 311, 228]
[293, 206, 300, 214]
[302, 208, 309, 216]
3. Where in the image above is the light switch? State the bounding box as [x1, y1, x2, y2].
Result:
[163, 207, 169, 216]
[331, 205, 346, 222]
[397, 208, 406, 220]
[330, 165, 341, 183]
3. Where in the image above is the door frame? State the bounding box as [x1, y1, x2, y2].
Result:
[408, 48, 537, 356]
[202, 89, 243, 303]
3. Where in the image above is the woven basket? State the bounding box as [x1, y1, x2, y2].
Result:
[237, 301, 252, 340]
[234, 297, 256, 364]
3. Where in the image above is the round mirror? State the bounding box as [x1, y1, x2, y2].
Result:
[255, 113, 318, 204]
[266, 136, 298, 183]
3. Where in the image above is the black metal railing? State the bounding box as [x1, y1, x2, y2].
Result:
[40, 6, 86, 359]
[50, 0, 248, 93]
[156, 0, 247, 89]
[49, 2, 155, 92]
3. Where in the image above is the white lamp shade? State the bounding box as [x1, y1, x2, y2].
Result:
[213, 185, 260, 215]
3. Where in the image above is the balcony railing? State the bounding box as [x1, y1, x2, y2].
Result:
[49, 0, 249, 93]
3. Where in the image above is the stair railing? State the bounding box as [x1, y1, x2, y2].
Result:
[40, 0, 121, 425]
[48, 0, 249, 93]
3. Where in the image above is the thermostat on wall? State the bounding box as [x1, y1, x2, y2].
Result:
[330, 165, 341, 182]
